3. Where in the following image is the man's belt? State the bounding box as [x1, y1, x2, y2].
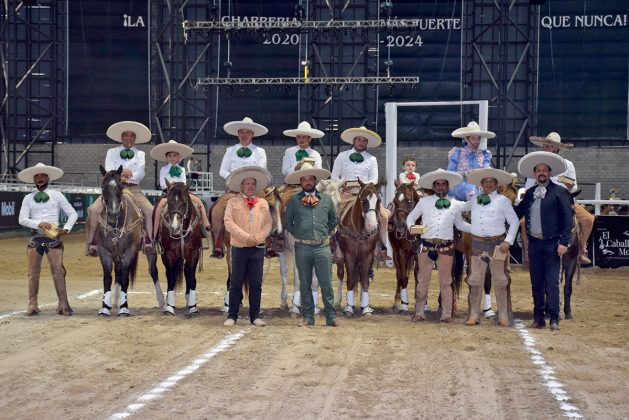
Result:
[530, 233, 544, 239]
[471, 234, 506, 242]
[294, 238, 329, 245]
[422, 238, 451, 246]
[122, 182, 138, 187]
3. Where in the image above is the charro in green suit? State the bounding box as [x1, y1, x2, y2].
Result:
[283, 190, 338, 325]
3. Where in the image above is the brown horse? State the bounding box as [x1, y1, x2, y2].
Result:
[561, 212, 581, 319]
[157, 181, 204, 316]
[337, 180, 381, 316]
[388, 182, 422, 314]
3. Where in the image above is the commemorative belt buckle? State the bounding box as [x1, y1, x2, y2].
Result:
[530, 233, 544, 240]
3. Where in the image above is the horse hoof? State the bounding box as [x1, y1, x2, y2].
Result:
[399, 310, 409, 316]
[362, 307, 374, 316]
[117, 308, 130, 317]
[163, 305, 175, 316]
[211, 249, 224, 259]
[289, 312, 299, 319]
[188, 308, 200, 317]
[98, 308, 111, 316]
[565, 313, 572, 320]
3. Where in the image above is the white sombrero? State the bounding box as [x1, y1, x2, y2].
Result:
[451, 121, 496, 139]
[150, 140, 194, 162]
[223, 117, 268, 137]
[340, 126, 381, 148]
[106, 121, 152, 144]
[17, 162, 63, 183]
[467, 168, 514, 187]
[227, 166, 272, 193]
[517, 151, 567, 178]
[283, 121, 324, 139]
[285, 162, 331, 185]
[418, 169, 463, 190]
[529, 132, 574, 150]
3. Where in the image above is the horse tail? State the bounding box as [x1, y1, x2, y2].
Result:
[452, 249, 465, 296]
[174, 258, 185, 289]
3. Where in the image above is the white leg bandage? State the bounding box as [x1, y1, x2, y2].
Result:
[187, 290, 197, 307]
[361, 291, 370, 308]
[346, 290, 354, 307]
[167, 290, 176, 307]
[292, 290, 301, 307]
[400, 288, 408, 304]
[483, 293, 492, 310]
[103, 291, 112, 308]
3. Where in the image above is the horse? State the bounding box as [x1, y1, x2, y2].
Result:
[95, 165, 164, 316]
[561, 212, 581, 319]
[220, 186, 284, 311]
[277, 179, 342, 316]
[452, 180, 519, 320]
[336, 180, 381, 316]
[388, 182, 421, 314]
[157, 181, 204, 316]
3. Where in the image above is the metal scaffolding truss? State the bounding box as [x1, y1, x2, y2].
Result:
[194, 76, 418, 87]
[461, 0, 539, 169]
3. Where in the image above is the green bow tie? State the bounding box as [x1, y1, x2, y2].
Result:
[237, 147, 252, 158]
[34, 191, 49, 203]
[295, 149, 309, 162]
[477, 194, 491, 205]
[435, 198, 451, 209]
[120, 148, 135, 159]
[169, 165, 183, 177]
[349, 152, 364, 163]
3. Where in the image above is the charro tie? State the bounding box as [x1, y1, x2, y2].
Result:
[534, 186, 547, 200]
[120, 148, 135, 159]
[295, 149, 309, 162]
[435, 198, 451, 209]
[405, 172, 416, 181]
[476, 194, 491, 205]
[302, 194, 320, 206]
[349, 152, 364, 163]
[243, 197, 258, 209]
[237, 147, 253, 158]
[169, 165, 183, 177]
[34, 191, 49, 203]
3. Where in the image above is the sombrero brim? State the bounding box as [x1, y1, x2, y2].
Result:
[106, 121, 152, 144]
[224, 121, 268, 137]
[227, 167, 272, 193]
[285, 168, 331, 185]
[150, 141, 194, 162]
[518, 151, 567, 178]
[283, 127, 324, 139]
[466, 168, 514, 187]
[340, 127, 382, 148]
[451, 127, 496, 139]
[18, 163, 63, 183]
[418, 169, 463, 189]
[529, 137, 574, 150]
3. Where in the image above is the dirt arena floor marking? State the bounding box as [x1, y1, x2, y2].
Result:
[515, 319, 582, 418]
[0, 288, 100, 320]
[109, 329, 250, 419]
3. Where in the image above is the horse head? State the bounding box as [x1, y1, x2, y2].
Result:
[356, 179, 381, 233]
[100, 165, 124, 227]
[259, 186, 283, 235]
[316, 179, 342, 208]
[392, 182, 421, 237]
[164, 180, 191, 237]
[497, 176, 519, 204]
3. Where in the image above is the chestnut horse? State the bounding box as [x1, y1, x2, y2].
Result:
[157, 181, 203, 316]
[96, 165, 163, 316]
[388, 182, 422, 314]
[337, 180, 381, 316]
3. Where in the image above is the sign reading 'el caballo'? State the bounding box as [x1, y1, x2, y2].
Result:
[593, 216, 629, 269]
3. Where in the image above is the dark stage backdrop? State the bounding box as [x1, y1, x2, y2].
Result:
[68, 0, 149, 137]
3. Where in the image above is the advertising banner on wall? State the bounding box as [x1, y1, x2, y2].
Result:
[592, 216, 629, 268]
[0, 192, 24, 228]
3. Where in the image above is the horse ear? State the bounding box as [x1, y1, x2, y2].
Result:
[394, 179, 400, 188]
[166, 179, 172, 190]
[186, 180, 192, 190]
[99, 165, 107, 176]
[116, 165, 123, 175]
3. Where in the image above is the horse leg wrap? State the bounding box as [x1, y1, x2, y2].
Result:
[220, 291, 229, 312]
[346, 290, 354, 307]
[292, 290, 301, 308]
[167, 290, 176, 307]
[98, 291, 112, 316]
[400, 288, 409, 305]
[118, 291, 128, 308]
[483, 293, 492, 311]
[187, 290, 197, 308]
[312, 290, 320, 314]
[361, 291, 370, 308]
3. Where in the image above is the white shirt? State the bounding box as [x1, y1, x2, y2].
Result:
[525, 156, 577, 193]
[406, 195, 466, 241]
[331, 148, 378, 184]
[105, 146, 146, 185]
[19, 188, 78, 232]
[219, 143, 267, 180]
[458, 191, 519, 244]
[159, 164, 187, 190]
[282, 145, 323, 175]
[398, 171, 421, 188]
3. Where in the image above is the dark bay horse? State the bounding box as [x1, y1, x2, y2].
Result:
[96, 165, 163, 316]
[388, 182, 422, 315]
[561, 213, 581, 319]
[157, 181, 203, 316]
[337, 180, 381, 316]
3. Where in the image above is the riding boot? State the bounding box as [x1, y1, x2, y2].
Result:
[52, 275, 72, 316]
[26, 276, 40, 316]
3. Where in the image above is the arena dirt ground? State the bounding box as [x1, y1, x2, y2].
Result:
[0, 233, 628, 419]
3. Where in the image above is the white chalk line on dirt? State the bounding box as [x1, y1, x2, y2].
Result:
[514, 319, 582, 418]
[0, 289, 100, 320]
[109, 329, 250, 419]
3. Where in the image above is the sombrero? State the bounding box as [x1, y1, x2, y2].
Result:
[517, 151, 567, 178]
[17, 162, 63, 183]
[150, 140, 194, 162]
[223, 117, 268, 137]
[467, 168, 514, 187]
[227, 166, 272, 193]
[285, 162, 331, 185]
[283, 121, 324, 139]
[106, 121, 152, 144]
[529, 132, 574, 150]
[418, 169, 463, 190]
[451, 121, 496, 139]
[340, 126, 381, 148]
